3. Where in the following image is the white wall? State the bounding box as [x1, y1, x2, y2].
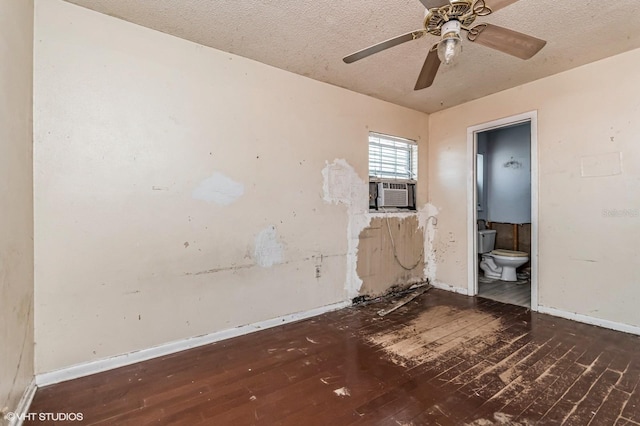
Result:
[485, 124, 531, 224]
[33, 0, 429, 374]
[429, 48, 640, 329]
[0, 0, 35, 413]
[476, 135, 488, 221]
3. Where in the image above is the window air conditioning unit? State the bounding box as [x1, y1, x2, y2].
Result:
[377, 182, 409, 207]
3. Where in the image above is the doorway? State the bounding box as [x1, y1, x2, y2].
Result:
[466, 112, 538, 310]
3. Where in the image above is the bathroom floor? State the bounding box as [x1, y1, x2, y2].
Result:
[478, 276, 531, 308]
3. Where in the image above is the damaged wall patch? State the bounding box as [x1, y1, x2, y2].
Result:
[254, 226, 284, 268]
[192, 172, 244, 206]
[321, 159, 369, 298]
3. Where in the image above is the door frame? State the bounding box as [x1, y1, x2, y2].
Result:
[466, 111, 539, 311]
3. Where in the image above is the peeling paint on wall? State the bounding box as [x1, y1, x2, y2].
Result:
[418, 203, 439, 282]
[322, 160, 441, 298]
[322, 159, 363, 206]
[254, 226, 283, 268]
[192, 172, 244, 206]
[322, 159, 370, 298]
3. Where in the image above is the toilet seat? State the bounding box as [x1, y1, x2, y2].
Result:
[485, 250, 529, 281]
[491, 249, 528, 257]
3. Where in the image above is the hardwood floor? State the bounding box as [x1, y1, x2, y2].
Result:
[27, 290, 640, 425]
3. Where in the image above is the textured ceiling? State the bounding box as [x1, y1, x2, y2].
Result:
[64, 0, 640, 113]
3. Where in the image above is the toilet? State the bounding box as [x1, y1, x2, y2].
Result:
[478, 229, 529, 282]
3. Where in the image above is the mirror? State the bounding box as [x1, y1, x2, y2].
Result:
[477, 153, 484, 212]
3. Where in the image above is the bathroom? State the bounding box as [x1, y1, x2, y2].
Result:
[476, 122, 532, 308]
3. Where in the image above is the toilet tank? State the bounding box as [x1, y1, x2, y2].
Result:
[478, 229, 496, 254]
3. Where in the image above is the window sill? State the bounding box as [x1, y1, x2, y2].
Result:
[368, 208, 417, 215]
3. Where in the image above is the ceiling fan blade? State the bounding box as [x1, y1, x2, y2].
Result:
[486, 0, 521, 13]
[414, 46, 441, 90]
[467, 23, 546, 60]
[343, 30, 426, 64]
[418, 0, 450, 9]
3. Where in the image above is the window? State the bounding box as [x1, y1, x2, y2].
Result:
[368, 132, 418, 211]
[368, 132, 418, 181]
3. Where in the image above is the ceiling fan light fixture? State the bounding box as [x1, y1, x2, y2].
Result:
[343, 0, 547, 91]
[437, 20, 462, 65]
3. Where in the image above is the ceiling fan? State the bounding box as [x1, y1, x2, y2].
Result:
[343, 0, 546, 90]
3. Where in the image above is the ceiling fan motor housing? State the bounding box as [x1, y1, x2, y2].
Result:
[424, 0, 477, 36]
[441, 20, 462, 38]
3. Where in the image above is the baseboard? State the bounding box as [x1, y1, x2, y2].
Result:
[36, 300, 351, 387]
[538, 305, 640, 336]
[8, 379, 36, 426]
[430, 280, 469, 296]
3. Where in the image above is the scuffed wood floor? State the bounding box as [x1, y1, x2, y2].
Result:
[27, 290, 640, 425]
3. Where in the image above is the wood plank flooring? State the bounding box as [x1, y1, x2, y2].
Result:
[26, 290, 640, 425]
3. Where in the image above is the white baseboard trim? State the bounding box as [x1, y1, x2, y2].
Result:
[538, 305, 640, 336]
[9, 379, 36, 426]
[36, 300, 351, 387]
[430, 280, 469, 296]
